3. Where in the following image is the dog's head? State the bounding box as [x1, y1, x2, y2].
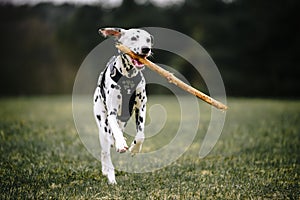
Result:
[99, 27, 153, 69]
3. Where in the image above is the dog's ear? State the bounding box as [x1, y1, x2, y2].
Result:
[150, 35, 154, 46]
[99, 28, 124, 38]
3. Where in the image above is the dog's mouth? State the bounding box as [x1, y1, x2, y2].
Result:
[130, 57, 146, 69]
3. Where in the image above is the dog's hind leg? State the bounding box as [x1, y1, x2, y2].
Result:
[99, 131, 117, 184]
[94, 90, 117, 184]
[96, 115, 117, 184]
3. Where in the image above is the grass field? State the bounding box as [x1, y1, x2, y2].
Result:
[0, 96, 299, 199]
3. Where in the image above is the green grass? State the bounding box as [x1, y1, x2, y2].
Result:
[0, 96, 299, 199]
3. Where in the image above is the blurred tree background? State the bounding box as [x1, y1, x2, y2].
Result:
[0, 0, 299, 97]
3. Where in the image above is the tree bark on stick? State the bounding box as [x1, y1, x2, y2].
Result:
[116, 43, 228, 111]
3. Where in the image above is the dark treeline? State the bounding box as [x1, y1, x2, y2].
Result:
[0, 0, 299, 97]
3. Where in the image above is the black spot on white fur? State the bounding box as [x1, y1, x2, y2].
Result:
[96, 115, 101, 121]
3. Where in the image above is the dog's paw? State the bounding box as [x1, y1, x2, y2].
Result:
[115, 137, 128, 153]
[101, 165, 117, 184]
[108, 179, 117, 185]
[129, 139, 143, 156]
[107, 170, 117, 185]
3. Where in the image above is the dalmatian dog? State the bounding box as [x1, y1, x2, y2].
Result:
[93, 28, 153, 184]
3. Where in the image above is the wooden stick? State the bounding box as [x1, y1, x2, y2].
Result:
[116, 43, 228, 110]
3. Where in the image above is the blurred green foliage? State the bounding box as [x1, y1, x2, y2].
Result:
[0, 0, 299, 96]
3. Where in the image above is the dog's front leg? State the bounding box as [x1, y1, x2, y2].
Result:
[106, 85, 128, 153]
[129, 87, 147, 155]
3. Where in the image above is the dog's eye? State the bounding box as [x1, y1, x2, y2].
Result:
[147, 36, 154, 45]
[131, 36, 137, 41]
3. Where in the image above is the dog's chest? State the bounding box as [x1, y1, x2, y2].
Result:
[108, 56, 142, 93]
[121, 77, 141, 93]
[103, 56, 143, 121]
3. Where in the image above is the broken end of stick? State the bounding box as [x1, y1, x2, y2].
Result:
[208, 98, 228, 111]
[220, 105, 229, 111]
[214, 102, 228, 111]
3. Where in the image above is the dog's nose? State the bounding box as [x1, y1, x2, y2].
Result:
[141, 47, 151, 55]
